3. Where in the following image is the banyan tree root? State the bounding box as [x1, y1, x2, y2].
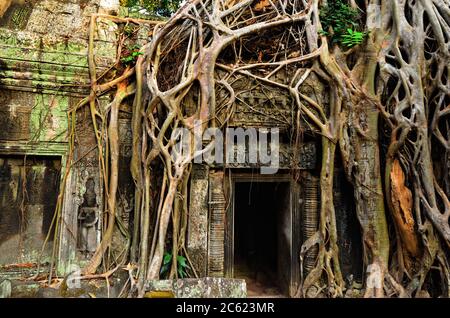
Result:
[52, 0, 450, 298]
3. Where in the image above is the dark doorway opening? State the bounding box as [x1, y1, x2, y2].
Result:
[233, 181, 291, 297]
[0, 155, 61, 264]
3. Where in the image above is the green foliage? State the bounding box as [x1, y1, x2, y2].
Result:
[341, 28, 367, 47]
[319, 0, 367, 48]
[121, 0, 182, 17]
[121, 44, 143, 65]
[160, 252, 190, 278]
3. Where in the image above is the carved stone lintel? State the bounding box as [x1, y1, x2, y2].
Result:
[219, 141, 317, 170]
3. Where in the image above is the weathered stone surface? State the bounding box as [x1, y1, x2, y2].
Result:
[145, 277, 247, 298]
[0, 157, 61, 264]
[0, 279, 12, 298]
[10, 281, 40, 298]
[35, 286, 62, 298]
[98, 0, 120, 14]
[0, 268, 128, 298]
[0, 275, 125, 298]
[187, 164, 209, 277]
[59, 276, 125, 298]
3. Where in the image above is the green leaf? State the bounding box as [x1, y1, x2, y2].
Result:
[163, 252, 172, 265]
[177, 255, 187, 267]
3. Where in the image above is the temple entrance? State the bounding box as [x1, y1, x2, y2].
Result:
[231, 178, 294, 297]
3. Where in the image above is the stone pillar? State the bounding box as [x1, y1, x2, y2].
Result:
[187, 164, 209, 277]
[207, 170, 226, 277]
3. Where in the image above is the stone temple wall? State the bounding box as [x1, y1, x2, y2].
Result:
[0, 0, 122, 274]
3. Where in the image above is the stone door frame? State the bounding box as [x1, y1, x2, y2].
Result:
[222, 171, 301, 296]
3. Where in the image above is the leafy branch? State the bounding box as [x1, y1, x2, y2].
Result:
[319, 0, 367, 48]
[160, 252, 191, 278]
[121, 44, 143, 65]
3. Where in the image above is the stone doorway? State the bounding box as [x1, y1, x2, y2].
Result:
[225, 173, 300, 297]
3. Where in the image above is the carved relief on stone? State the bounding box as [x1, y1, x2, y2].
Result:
[77, 177, 99, 258]
[221, 141, 317, 170]
[119, 117, 132, 157]
[208, 171, 226, 277]
[215, 74, 294, 130]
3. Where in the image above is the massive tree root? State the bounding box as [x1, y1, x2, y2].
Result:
[50, 0, 450, 298]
